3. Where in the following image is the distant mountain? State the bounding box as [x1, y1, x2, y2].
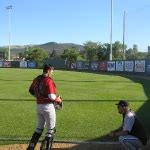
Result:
[0, 42, 84, 56]
[39, 42, 84, 54]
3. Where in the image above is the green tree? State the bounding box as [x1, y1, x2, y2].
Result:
[137, 52, 147, 59]
[126, 44, 139, 60]
[97, 43, 109, 61]
[146, 52, 150, 59]
[61, 47, 79, 66]
[83, 41, 99, 61]
[24, 47, 49, 67]
[0, 48, 7, 60]
[49, 49, 58, 59]
[126, 48, 133, 60]
[112, 41, 126, 60]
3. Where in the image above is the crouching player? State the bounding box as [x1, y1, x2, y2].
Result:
[109, 100, 147, 150]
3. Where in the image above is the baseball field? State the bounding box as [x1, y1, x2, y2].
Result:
[0, 68, 150, 149]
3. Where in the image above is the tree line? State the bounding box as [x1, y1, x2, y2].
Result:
[60, 41, 150, 65]
[9, 41, 150, 67]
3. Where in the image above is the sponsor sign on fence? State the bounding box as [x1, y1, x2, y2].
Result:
[91, 61, 98, 71]
[11, 61, 20, 68]
[27, 61, 36, 68]
[125, 61, 134, 72]
[70, 63, 76, 69]
[134, 60, 145, 72]
[99, 62, 107, 71]
[116, 61, 124, 71]
[3, 61, 11, 67]
[76, 61, 83, 70]
[83, 62, 90, 70]
[107, 61, 115, 71]
[20, 61, 27, 68]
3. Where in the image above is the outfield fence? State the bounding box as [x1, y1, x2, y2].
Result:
[70, 59, 150, 76]
[0, 59, 150, 76]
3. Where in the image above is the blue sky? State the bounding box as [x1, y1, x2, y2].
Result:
[0, 0, 150, 52]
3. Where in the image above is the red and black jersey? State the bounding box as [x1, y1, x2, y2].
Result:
[29, 75, 56, 104]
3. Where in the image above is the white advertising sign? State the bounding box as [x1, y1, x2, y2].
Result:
[116, 61, 124, 71]
[125, 61, 134, 72]
[76, 61, 83, 70]
[20, 61, 27, 68]
[91, 62, 98, 70]
[107, 61, 115, 71]
[134, 60, 145, 72]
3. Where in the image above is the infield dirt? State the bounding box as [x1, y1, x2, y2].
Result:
[0, 141, 150, 150]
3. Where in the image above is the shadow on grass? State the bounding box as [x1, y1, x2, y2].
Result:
[124, 76, 150, 138]
[55, 79, 97, 82]
[61, 73, 150, 149]
[93, 74, 150, 139]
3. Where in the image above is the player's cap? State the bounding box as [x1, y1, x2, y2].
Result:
[43, 64, 54, 72]
[115, 100, 129, 107]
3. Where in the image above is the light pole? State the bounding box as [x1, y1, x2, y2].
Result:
[6, 5, 13, 61]
[123, 10, 126, 60]
[109, 0, 113, 61]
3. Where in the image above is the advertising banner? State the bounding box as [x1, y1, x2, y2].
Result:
[91, 61, 98, 71]
[146, 60, 150, 74]
[11, 61, 20, 68]
[134, 60, 145, 72]
[116, 61, 124, 71]
[0, 61, 3, 67]
[125, 61, 134, 72]
[76, 61, 83, 70]
[20, 61, 27, 68]
[107, 61, 115, 71]
[70, 62, 76, 69]
[27, 61, 36, 68]
[83, 61, 90, 70]
[3, 61, 11, 67]
[99, 61, 107, 71]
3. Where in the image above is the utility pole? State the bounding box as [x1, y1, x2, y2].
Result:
[109, 0, 113, 61]
[123, 10, 126, 60]
[6, 5, 13, 61]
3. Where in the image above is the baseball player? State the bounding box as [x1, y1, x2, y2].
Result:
[27, 64, 62, 150]
[109, 100, 147, 150]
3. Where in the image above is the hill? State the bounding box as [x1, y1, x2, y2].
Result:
[0, 42, 84, 57]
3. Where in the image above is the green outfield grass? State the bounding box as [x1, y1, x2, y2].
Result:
[0, 68, 149, 144]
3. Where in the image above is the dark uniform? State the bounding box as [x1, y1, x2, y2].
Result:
[119, 110, 147, 149]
